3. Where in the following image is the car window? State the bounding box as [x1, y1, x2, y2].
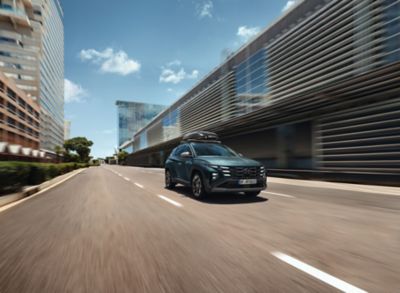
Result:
[192, 143, 238, 157]
[172, 145, 183, 156]
[174, 144, 191, 156]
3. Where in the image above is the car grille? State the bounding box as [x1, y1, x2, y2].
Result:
[229, 167, 263, 179]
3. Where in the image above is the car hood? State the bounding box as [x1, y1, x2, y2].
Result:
[197, 156, 262, 167]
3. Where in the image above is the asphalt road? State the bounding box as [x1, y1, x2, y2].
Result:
[0, 165, 399, 293]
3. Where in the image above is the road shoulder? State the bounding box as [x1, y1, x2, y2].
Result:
[0, 167, 88, 213]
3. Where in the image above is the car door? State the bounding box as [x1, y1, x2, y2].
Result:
[171, 145, 186, 181]
[169, 145, 180, 177]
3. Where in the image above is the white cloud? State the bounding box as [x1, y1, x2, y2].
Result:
[64, 79, 88, 103]
[282, 0, 297, 12]
[167, 60, 182, 67]
[237, 26, 261, 42]
[79, 48, 141, 76]
[159, 61, 199, 84]
[198, 0, 213, 18]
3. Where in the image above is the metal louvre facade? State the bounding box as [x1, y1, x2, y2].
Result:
[179, 72, 236, 133]
[316, 96, 400, 173]
[129, 0, 400, 183]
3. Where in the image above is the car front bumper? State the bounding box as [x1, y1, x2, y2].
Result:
[204, 177, 267, 193]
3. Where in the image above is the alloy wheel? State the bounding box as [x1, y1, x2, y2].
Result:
[192, 174, 202, 197]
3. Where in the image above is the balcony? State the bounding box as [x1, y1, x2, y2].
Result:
[0, 4, 31, 27]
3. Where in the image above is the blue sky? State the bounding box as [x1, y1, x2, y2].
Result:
[62, 0, 297, 158]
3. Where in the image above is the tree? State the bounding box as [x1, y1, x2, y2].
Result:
[117, 150, 129, 164]
[64, 137, 93, 163]
[54, 145, 64, 163]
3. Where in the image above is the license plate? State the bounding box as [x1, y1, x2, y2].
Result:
[239, 179, 257, 185]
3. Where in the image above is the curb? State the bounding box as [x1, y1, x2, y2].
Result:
[0, 168, 87, 209]
[0, 186, 39, 208]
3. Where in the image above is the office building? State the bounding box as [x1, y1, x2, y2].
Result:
[64, 120, 70, 140]
[0, 71, 42, 159]
[127, 0, 400, 184]
[0, 0, 64, 151]
[36, 0, 64, 151]
[116, 101, 167, 152]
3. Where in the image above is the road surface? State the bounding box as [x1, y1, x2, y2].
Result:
[0, 165, 399, 292]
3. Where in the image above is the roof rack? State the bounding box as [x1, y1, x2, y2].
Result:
[182, 131, 220, 143]
[181, 139, 221, 144]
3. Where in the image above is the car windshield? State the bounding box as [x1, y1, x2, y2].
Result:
[192, 143, 238, 157]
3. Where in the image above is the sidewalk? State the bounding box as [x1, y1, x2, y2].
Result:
[268, 177, 400, 197]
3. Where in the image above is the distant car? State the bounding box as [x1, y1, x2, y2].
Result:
[165, 131, 267, 199]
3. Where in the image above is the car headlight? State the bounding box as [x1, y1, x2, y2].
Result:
[209, 165, 220, 170]
[207, 165, 231, 177]
[260, 166, 266, 177]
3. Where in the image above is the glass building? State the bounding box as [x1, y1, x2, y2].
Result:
[127, 0, 400, 182]
[116, 101, 167, 152]
[0, 0, 64, 151]
[37, 0, 64, 151]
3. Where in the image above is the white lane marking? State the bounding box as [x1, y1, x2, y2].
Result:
[134, 183, 144, 189]
[272, 252, 367, 293]
[158, 195, 183, 207]
[263, 191, 295, 198]
[0, 168, 87, 213]
[123, 177, 131, 181]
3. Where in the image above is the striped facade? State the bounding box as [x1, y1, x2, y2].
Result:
[128, 0, 400, 183]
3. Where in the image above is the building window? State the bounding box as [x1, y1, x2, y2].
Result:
[0, 36, 16, 45]
[19, 123, 26, 133]
[7, 117, 16, 128]
[7, 88, 16, 101]
[383, 1, 400, 63]
[234, 48, 270, 115]
[18, 97, 26, 109]
[7, 102, 16, 114]
[18, 109, 25, 120]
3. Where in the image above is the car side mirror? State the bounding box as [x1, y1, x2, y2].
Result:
[180, 151, 192, 158]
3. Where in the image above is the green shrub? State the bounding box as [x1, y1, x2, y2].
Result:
[45, 164, 60, 179]
[0, 162, 89, 195]
[0, 162, 31, 194]
[27, 165, 47, 185]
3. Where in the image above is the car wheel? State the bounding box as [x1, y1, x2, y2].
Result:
[245, 191, 261, 197]
[192, 173, 206, 199]
[165, 169, 176, 189]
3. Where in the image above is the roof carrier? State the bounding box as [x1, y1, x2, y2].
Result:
[182, 131, 220, 143]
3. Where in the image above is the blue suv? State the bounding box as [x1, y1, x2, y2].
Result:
[165, 131, 267, 199]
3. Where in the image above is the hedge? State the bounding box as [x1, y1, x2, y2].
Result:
[0, 162, 90, 195]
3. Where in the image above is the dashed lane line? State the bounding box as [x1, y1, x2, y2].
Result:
[262, 191, 295, 198]
[272, 252, 367, 293]
[157, 195, 183, 207]
[134, 183, 144, 189]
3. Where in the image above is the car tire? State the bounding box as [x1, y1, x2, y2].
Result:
[245, 191, 261, 197]
[165, 169, 176, 189]
[192, 172, 207, 199]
